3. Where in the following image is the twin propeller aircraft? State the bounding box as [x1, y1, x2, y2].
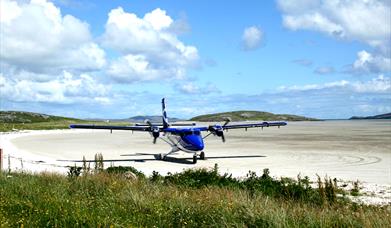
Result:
[70, 99, 287, 164]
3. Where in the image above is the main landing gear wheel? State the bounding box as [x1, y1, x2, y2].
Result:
[200, 152, 205, 160]
[157, 153, 166, 161]
[192, 155, 197, 164]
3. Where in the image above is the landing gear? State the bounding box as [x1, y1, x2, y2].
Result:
[192, 155, 197, 164]
[200, 151, 205, 160]
[157, 153, 166, 161]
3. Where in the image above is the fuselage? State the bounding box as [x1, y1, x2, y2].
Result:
[164, 128, 204, 152]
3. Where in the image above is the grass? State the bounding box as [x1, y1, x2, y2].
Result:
[0, 110, 133, 132]
[1, 166, 390, 227]
[0, 120, 132, 132]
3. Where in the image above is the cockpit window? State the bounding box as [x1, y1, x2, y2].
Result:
[182, 131, 201, 136]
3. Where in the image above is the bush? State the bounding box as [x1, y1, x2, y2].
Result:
[1, 168, 389, 227]
[67, 165, 82, 178]
[106, 166, 145, 178]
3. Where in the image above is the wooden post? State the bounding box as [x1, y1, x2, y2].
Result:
[0, 148, 3, 171]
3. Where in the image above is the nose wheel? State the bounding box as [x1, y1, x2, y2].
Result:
[192, 155, 197, 164]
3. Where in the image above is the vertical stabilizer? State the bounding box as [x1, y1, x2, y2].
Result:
[162, 98, 169, 128]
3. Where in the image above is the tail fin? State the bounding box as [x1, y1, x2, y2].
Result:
[162, 98, 169, 128]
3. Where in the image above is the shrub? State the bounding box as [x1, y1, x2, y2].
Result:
[67, 165, 82, 178]
[106, 166, 145, 178]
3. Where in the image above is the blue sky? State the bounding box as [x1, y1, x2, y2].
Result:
[1, 0, 390, 119]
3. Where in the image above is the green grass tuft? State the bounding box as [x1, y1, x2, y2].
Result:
[1, 167, 389, 227]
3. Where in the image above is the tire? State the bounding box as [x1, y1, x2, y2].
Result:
[200, 152, 205, 160]
[192, 155, 197, 164]
[157, 153, 165, 160]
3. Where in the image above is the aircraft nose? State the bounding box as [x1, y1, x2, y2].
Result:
[194, 138, 204, 151]
[185, 135, 204, 151]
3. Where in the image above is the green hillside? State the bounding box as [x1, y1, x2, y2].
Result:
[350, 112, 391, 120]
[190, 111, 318, 122]
[0, 111, 79, 123]
[0, 111, 133, 132]
[0, 111, 83, 132]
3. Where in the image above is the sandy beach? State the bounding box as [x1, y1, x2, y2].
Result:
[1, 120, 390, 204]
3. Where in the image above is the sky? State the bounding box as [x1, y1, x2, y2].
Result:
[0, 0, 390, 119]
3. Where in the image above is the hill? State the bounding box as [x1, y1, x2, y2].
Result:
[0, 111, 80, 123]
[86, 116, 183, 123]
[190, 111, 318, 122]
[350, 113, 391, 120]
[127, 115, 183, 123]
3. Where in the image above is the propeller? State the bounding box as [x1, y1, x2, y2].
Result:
[145, 119, 160, 144]
[223, 117, 231, 126]
[208, 118, 231, 143]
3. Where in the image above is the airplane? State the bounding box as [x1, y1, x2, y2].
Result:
[70, 98, 287, 164]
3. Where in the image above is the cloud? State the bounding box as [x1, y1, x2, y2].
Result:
[102, 7, 199, 82]
[292, 59, 313, 67]
[191, 75, 390, 119]
[0, 71, 110, 104]
[0, 0, 106, 74]
[242, 26, 263, 51]
[277, 0, 390, 48]
[277, 0, 391, 74]
[278, 75, 390, 93]
[174, 82, 220, 94]
[348, 50, 391, 74]
[314, 66, 335, 75]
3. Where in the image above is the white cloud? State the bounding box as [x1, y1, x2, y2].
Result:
[102, 7, 199, 82]
[350, 50, 391, 74]
[350, 75, 391, 93]
[107, 54, 187, 83]
[242, 26, 263, 51]
[277, 0, 390, 48]
[277, 0, 391, 74]
[0, 71, 110, 104]
[0, 0, 106, 74]
[278, 75, 390, 93]
[144, 8, 173, 30]
[174, 82, 220, 94]
[314, 66, 335, 75]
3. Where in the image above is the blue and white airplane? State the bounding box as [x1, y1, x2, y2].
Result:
[70, 98, 287, 164]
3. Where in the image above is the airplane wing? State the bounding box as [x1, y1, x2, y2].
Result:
[192, 121, 287, 132]
[70, 123, 163, 143]
[222, 121, 287, 130]
[193, 121, 287, 142]
[69, 124, 152, 131]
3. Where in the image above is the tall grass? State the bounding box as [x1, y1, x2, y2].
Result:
[0, 167, 390, 227]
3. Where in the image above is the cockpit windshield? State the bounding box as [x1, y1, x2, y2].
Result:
[182, 131, 201, 136]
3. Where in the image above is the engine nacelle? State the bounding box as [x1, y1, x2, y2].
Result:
[152, 127, 160, 138]
[208, 125, 225, 142]
[216, 129, 224, 137]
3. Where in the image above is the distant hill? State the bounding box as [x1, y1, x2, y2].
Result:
[80, 116, 183, 123]
[349, 113, 391, 120]
[127, 115, 183, 123]
[190, 111, 318, 122]
[0, 111, 80, 123]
